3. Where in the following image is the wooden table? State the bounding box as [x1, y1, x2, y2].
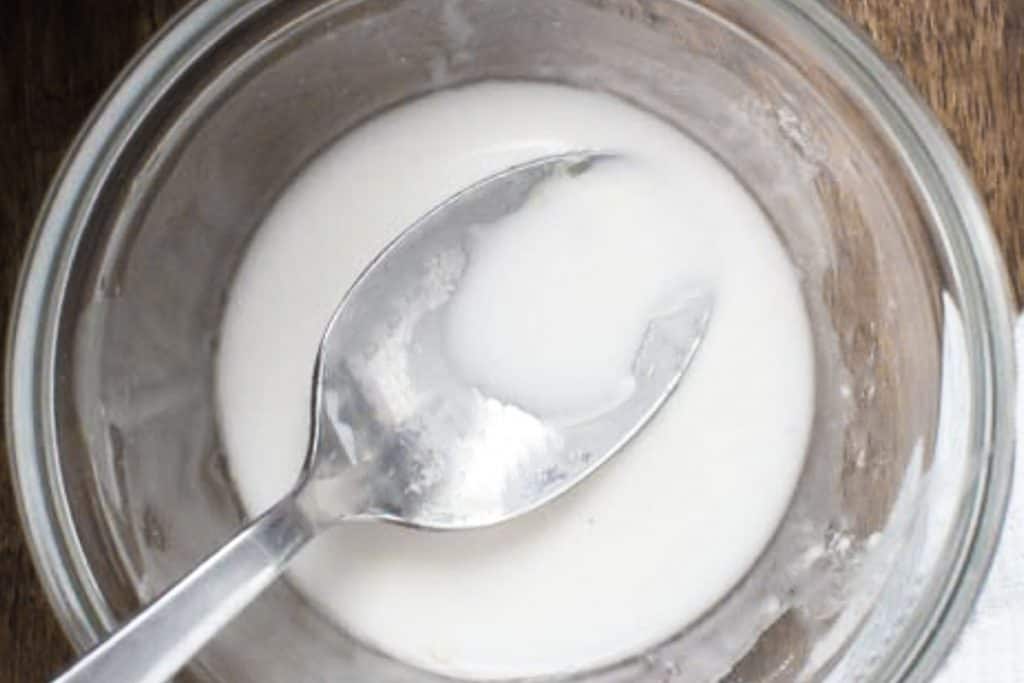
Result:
[1, 1, 1021, 680]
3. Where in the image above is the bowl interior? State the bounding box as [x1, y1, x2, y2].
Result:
[38, 1, 986, 681]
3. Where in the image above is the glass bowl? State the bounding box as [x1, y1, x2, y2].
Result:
[6, 1, 1016, 681]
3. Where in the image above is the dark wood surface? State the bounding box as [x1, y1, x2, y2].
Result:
[0, 1, 1021, 680]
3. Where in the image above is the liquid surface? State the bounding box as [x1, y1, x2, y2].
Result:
[445, 160, 715, 422]
[217, 82, 815, 679]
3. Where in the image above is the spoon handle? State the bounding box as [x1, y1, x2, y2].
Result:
[52, 494, 316, 683]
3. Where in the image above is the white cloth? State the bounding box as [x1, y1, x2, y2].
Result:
[935, 316, 1024, 681]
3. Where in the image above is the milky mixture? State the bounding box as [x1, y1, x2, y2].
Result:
[216, 82, 815, 679]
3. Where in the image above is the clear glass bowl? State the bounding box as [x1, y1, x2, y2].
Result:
[6, 1, 1016, 681]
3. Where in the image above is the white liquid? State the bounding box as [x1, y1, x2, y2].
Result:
[217, 82, 815, 679]
[445, 161, 716, 422]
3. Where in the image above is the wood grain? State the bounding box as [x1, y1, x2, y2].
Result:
[835, 0, 1024, 299]
[0, 1, 1021, 680]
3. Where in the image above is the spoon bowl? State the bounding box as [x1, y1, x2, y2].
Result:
[304, 152, 713, 529]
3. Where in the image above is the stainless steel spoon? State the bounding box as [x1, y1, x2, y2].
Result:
[54, 152, 713, 683]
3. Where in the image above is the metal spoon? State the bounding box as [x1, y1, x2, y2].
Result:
[54, 152, 713, 683]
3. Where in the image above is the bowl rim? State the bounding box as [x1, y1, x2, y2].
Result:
[5, 0, 1016, 680]
[776, 3, 1016, 680]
